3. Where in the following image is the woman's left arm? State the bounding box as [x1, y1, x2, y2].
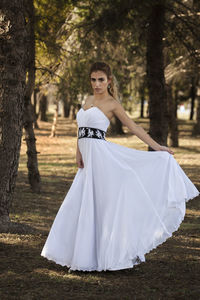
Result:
[112, 101, 174, 154]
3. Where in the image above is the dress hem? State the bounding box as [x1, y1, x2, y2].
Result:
[41, 191, 199, 272]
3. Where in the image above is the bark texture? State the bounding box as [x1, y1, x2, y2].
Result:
[23, 0, 41, 192]
[167, 84, 179, 147]
[0, 0, 26, 223]
[189, 77, 197, 120]
[38, 93, 48, 121]
[139, 80, 146, 118]
[146, 3, 168, 149]
[110, 116, 124, 135]
[63, 99, 70, 118]
[193, 77, 200, 135]
[33, 88, 39, 129]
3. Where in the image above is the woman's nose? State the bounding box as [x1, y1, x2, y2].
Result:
[95, 80, 100, 87]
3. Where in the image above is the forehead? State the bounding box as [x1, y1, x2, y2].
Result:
[90, 71, 107, 78]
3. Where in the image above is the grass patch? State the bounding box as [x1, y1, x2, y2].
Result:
[0, 117, 200, 299]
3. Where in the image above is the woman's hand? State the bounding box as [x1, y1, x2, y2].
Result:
[76, 153, 84, 168]
[158, 145, 174, 155]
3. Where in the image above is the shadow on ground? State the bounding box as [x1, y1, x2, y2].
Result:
[0, 117, 200, 299]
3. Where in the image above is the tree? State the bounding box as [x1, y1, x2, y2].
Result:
[165, 0, 200, 134]
[34, 0, 74, 87]
[34, 0, 200, 141]
[80, 0, 200, 144]
[146, 3, 168, 148]
[24, 0, 41, 193]
[0, 0, 26, 226]
[167, 83, 179, 147]
[193, 77, 200, 135]
[38, 92, 48, 121]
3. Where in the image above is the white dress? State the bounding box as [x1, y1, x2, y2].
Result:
[41, 107, 199, 272]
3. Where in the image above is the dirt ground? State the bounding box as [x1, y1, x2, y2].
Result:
[0, 116, 200, 300]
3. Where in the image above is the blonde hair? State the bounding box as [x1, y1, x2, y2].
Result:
[89, 62, 120, 102]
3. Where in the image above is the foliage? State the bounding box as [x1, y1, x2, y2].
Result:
[34, 0, 200, 120]
[34, 0, 75, 85]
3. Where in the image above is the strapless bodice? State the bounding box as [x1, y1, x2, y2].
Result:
[76, 107, 110, 132]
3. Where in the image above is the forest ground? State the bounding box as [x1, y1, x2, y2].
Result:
[0, 115, 200, 300]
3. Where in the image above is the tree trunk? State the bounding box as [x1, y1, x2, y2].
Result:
[167, 84, 179, 147]
[174, 89, 178, 119]
[23, 0, 41, 193]
[189, 77, 196, 120]
[193, 79, 200, 135]
[50, 101, 59, 138]
[23, 103, 41, 192]
[62, 99, 70, 118]
[33, 88, 39, 115]
[0, 0, 26, 224]
[146, 3, 168, 149]
[38, 93, 48, 121]
[140, 95, 145, 118]
[33, 88, 39, 129]
[71, 106, 77, 120]
[139, 81, 145, 118]
[193, 96, 200, 134]
[110, 116, 124, 135]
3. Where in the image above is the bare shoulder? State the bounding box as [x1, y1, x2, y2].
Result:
[110, 98, 123, 112]
[82, 95, 93, 107]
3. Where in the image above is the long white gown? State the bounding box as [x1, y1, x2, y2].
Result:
[41, 106, 199, 272]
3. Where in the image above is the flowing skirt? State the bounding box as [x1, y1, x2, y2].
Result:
[41, 139, 199, 271]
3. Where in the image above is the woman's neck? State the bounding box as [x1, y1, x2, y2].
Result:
[93, 92, 109, 101]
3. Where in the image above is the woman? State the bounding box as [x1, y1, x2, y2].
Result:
[41, 62, 199, 272]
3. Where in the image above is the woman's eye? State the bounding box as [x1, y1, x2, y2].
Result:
[91, 78, 96, 82]
[99, 78, 104, 82]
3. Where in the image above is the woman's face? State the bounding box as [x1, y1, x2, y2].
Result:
[90, 71, 111, 95]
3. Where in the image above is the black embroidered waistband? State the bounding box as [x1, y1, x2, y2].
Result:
[78, 127, 106, 140]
